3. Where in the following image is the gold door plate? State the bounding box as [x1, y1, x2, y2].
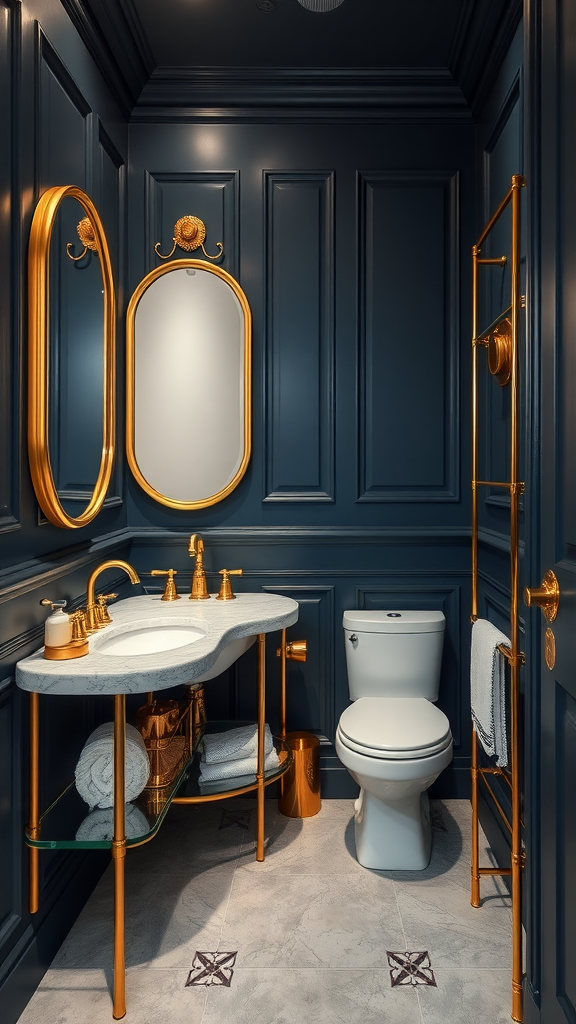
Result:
[544, 628, 556, 671]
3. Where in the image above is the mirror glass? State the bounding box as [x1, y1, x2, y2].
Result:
[28, 185, 115, 529]
[48, 197, 105, 516]
[126, 260, 251, 509]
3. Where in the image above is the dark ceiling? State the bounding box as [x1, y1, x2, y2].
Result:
[133, 0, 464, 71]
[69, 0, 521, 118]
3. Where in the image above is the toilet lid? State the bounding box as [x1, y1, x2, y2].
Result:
[338, 697, 452, 759]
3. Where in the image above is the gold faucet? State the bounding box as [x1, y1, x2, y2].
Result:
[85, 560, 140, 632]
[188, 534, 210, 600]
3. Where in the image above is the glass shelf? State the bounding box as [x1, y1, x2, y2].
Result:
[25, 721, 292, 851]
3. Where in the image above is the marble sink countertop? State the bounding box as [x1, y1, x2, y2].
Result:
[16, 592, 299, 696]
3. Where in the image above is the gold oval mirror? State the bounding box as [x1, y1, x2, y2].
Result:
[28, 185, 115, 528]
[126, 260, 251, 510]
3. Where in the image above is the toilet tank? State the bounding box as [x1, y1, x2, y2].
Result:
[343, 610, 445, 700]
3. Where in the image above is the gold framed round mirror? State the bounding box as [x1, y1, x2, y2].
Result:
[28, 185, 116, 529]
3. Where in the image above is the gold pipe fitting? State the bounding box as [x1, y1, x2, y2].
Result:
[188, 534, 210, 600]
[276, 638, 307, 662]
[216, 568, 242, 601]
[151, 569, 180, 601]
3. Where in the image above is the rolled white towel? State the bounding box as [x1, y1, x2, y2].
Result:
[75, 803, 150, 842]
[199, 747, 279, 783]
[75, 722, 150, 810]
[202, 722, 274, 764]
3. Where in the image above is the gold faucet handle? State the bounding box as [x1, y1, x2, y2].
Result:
[151, 569, 181, 601]
[216, 568, 242, 601]
[96, 592, 117, 625]
[70, 609, 89, 641]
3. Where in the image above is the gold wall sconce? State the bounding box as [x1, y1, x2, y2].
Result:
[154, 215, 223, 261]
[66, 216, 99, 261]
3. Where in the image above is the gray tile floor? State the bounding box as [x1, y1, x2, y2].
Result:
[17, 798, 513, 1024]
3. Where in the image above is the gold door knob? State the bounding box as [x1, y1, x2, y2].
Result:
[523, 569, 560, 622]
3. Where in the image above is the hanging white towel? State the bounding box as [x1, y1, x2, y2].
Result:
[201, 722, 274, 764]
[470, 618, 510, 767]
[75, 722, 151, 810]
[75, 803, 150, 843]
[198, 748, 279, 783]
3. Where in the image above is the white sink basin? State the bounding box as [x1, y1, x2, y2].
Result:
[96, 624, 206, 657]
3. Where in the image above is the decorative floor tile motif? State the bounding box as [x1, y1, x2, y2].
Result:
[185, 951, 238, 988]
[219, 809, 252, 831]
[386, 950, 437, 988]
[431, 806, 448, 832]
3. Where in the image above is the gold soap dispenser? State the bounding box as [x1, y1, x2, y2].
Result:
[40, 598, 89, 660]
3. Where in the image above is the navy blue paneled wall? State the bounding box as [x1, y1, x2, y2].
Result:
[126, 118, 476, 796]
[472, 15, 525, 923]
[0, 2, 130, 1021]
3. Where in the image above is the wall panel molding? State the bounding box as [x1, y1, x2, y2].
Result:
[143, 170, 239, 278]
[263, 172, 335, 503]
[35, 26, 92, 196]
[357, 170, 460, 503]
[0, 1, 21, 535]
[0, 529, 131, 605]
[0, 677, 22, 952]
[263, 584, 335, 740]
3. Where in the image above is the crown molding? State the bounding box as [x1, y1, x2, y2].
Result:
[132, 66, 472, 123]
[59, 0, 152, 116]
[449, 0, 523, 114]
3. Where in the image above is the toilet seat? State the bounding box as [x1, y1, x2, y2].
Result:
[338, 697, 452, 760]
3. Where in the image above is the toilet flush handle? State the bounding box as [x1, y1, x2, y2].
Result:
[348, 634, 358, 644]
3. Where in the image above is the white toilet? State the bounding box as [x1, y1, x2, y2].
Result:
[335, 609, 453, 870]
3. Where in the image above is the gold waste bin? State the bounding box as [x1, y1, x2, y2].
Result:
[279, 731, 321, 818]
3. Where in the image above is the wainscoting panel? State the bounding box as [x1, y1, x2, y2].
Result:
[0, 679, 22, 953]
[143, 170, 239, 278]
[0, 1, 20, 535]
[263, 172, 335, 502]
[357, 170, 460, 503]
[36, 26, 92, 192]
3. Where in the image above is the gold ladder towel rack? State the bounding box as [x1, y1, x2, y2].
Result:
[470, 173, 525, 1024]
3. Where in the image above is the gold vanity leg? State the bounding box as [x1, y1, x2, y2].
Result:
[278, 629, 287, 801]
[112, 695, 127, 1020]
[256, 634, 266, 862]
[28, 691, 40, 914]
[470, 726, 481, 908]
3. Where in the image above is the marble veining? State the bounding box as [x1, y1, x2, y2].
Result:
[15, 592, 299, 695]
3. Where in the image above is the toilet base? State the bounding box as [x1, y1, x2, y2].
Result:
[354, 788, 432, 870]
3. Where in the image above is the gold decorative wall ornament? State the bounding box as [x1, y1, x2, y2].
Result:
[66, 216, 99, 261]
[154, 215, 224, 261]
[28, 185, 115, 528]
[488, 317, 512, 386]
[126, 259, 252, 510]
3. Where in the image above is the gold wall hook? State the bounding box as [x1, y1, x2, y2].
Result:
[154, 215, 224, 261]
[66, 216, 99, 261]
[151, 569, 180, 601]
